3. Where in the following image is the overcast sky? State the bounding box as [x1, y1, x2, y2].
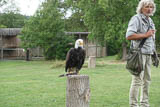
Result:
[15, 0, 44, 16]
[0, 0, 72, 17]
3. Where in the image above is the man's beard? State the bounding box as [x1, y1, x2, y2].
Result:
[146, 12, 153, 16]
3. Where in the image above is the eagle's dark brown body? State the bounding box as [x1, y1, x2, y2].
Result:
[59, 38, 86, 77]
[65, 47, 86, 73]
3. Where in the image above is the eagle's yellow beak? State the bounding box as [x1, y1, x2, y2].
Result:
[79, 41, 83, 46]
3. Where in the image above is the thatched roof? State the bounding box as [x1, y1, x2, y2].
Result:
[0, 28, 22, 36]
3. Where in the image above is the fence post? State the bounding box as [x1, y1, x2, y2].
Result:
[88, 56, 96, 68]
[66, 75, 90, 107]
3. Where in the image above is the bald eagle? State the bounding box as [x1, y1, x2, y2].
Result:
[59, 39, 86, 77]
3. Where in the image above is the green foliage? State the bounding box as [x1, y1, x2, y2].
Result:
[64, 0, 88, 32]
[64, 12, 88, 32]
[153, 0, 160, 46]
[0, 12, 27, 28]
[66, 0, 139, 56]
[0, 0, 26, 28]
[0, 24, 6, 28]
[43, 33, 74, 60]
[20, 0, 74, 60]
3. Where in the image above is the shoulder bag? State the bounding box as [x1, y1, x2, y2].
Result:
[126, 38, 146, 76]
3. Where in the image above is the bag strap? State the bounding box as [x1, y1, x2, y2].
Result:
[138, 38, 147, 48]
[138, 18, 151, 49]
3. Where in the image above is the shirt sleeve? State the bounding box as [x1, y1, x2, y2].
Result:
[126, 16, 140, 38]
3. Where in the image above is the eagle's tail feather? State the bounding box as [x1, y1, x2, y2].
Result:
[58, 72, 78, 77]
[59, 74, 66, 77]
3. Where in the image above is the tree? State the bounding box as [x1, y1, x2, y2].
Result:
[66, 0, 139, 59]
[0, 12, 27, 28]
[64, 0, 88, 32]
[153, 0, 160, 49]
[0, 0, 9, 27]
[0, 0, 26, 28]
[64, 12, 88, 32]
[20, 0, 74, 60]
[0, 0, 7, 7]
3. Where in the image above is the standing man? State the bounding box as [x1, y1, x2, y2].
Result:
[126, 0, 156, 107]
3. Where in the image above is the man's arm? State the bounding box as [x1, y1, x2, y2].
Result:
[126, 29, 155, 40]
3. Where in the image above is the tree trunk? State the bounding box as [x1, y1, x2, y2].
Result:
[66, 75, 90, 107]
[122, 42, 127, 61]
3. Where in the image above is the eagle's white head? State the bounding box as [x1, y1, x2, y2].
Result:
[75, 39, 84, 49]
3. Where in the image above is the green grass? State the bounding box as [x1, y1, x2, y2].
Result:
[0, 56, 160, 107]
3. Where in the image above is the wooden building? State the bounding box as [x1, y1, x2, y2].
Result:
[0, 28, 25, 60]
[0, 28, 107, 60]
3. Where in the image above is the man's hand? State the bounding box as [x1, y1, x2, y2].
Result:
[145, 29, 156, 37]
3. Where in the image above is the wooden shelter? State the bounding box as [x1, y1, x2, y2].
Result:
[0, 28, 25, 60]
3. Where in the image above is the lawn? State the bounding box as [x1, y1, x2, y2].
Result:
[0, 56, 160, 107]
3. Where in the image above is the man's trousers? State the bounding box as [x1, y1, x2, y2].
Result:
[129, 54, 152, 107]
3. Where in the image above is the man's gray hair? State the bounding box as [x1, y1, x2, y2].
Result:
[136, 0, 156, 16]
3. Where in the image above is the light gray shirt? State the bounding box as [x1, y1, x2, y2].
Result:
[126, 13, 155, 54]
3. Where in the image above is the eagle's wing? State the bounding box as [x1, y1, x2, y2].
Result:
[81, 48, 86, 66]
[65, 48, 75, 72]
[77, 48, 86, 70]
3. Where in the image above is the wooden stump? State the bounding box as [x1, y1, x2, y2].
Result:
[66, 75, 90, 107]
[88, 56, 96, 68]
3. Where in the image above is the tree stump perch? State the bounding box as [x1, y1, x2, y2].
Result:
[88, 56, 96, 68]
[66, 75, 90, 107]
